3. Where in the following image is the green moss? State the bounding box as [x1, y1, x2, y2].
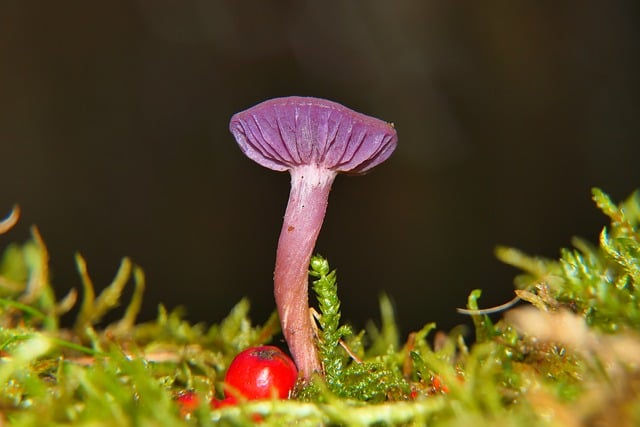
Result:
[497, 188, 640, 333]
[0, 188, 639, 425]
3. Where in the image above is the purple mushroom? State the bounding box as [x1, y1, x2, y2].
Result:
[229, 96, 398, 380]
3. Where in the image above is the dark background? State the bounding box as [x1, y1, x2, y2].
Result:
[1, 2, 639, 338]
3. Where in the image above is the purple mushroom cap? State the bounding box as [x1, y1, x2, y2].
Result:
[229, 96, 397, 174]
[229, 96, 397, 379]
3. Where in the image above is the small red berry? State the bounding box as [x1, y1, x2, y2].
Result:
[409, 388, 419, 400]
[212, 396, 264, 422]
[211, 396, 238, 408]
[430, 375, 449, 394]
[175, 391, 200, 415]
[224, 345, 298, 400]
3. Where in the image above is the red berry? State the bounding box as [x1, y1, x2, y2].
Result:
[409, 388, 419, 400]
[175, 391, 200, 415]
[211, 396, 238, 408]
[430, 375, 449, 394]
[212, 396, 264, 422]
[224, 345, 298, 400]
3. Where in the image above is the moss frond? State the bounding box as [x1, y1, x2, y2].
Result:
[497, 187, 640, 332]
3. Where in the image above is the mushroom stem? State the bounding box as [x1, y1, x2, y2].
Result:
[274, 165, 336, 379]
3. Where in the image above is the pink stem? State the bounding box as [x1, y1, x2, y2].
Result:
[274, 165, 337, 380]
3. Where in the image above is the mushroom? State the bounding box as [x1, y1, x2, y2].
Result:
[229, 96, 398, 379]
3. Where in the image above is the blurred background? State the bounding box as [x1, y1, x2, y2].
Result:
[1, 1, 639, 338]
